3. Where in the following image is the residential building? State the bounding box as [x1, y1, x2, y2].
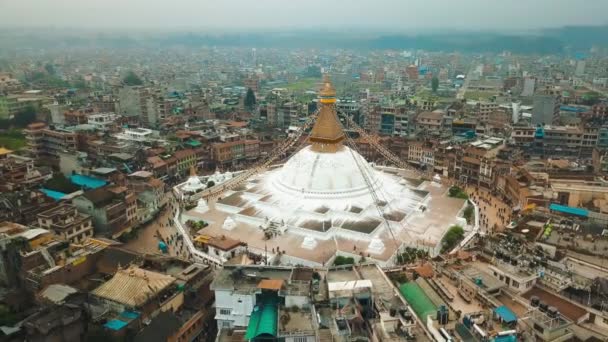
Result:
[127, 171, 165, 224]
[532, 92, 561, 125]
[415, 110, 444, 132]
[37, 204, 94, 244]
[24, 123, 78, 162]
[0, 151, 51, 191]
[72, 186, 136, 237]
[87, 112, 119, 131]
[0, 95, 49, 120]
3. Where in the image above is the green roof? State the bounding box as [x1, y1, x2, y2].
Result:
[245, 293, 278, 340]
[185, 140, 202, 147]
[399, 282, 437, 323]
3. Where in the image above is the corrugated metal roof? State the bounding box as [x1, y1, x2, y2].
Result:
[92, 266, 175, 307]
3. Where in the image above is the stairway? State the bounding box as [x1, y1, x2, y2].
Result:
[40, 248, 55, 268]
[318, 329, 334, 342]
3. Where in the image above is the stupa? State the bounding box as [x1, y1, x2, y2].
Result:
[187, 76, 470, 266]
[215, 76, 425, 232]
[182, 166, 205, 193]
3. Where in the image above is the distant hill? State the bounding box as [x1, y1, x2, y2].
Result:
[1, 25, 608, 54]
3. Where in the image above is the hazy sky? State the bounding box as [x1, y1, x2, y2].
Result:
[1, 0, 607, 32]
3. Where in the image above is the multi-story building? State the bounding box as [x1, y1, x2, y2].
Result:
[468, 100, 499, 122]
[36, 204, 94, 244]
[511, 125, 597, 158]
[127, 171, 165, 224]
[408, 141, 435, 167]
[532, 90, 561, 125]
[455, 138, 504, 187]
[87, 112, 119, 131]
[415, 111, 444, 132]
[211, 140, 260, 167]
[24, 123, 78, 162]
[0, 151, 51, 191]
[0, 94, 49, 120]
[73, 186, 136, 237]
[64, 108, 90, 125]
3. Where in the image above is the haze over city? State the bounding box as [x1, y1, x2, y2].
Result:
[2, 1, 608, 342]
[1, 0, 608, 31]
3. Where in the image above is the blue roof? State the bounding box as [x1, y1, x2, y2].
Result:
[70, 174, 107, 189]
[120, 311, 140, 320]
[549, 203, 589, 217]
[40, 188, 67, 201]
[104, 319, 128, 331]
[560, 106, 586, 113]
[494, 305, 517, 323]
[494, 335, 517, 342]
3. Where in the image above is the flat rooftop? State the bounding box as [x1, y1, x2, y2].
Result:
[522, 287, 587, 322]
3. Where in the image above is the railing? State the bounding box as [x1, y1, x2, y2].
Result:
[172, 209, 222, 266]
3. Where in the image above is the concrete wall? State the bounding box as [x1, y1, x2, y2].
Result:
[215, 289, 255, 329]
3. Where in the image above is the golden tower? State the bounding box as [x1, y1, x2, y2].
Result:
[309, 75, 345, 153]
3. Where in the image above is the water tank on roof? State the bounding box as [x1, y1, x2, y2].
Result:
[548, 306, 558, 318]
[530, 296, 540, 307]
[539, 302, 548, 312]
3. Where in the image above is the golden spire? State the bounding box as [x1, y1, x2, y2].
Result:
[189, 166, 197, 177]
[309, 75, 344, 153]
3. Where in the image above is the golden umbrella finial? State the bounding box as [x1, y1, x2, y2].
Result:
[319, 74, 336, 103]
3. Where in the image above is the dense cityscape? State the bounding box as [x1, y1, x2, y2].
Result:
[3, 2, 608, 342]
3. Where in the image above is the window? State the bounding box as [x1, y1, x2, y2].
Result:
[294, 337, 308, 342]
[219, 308, 231, 315]
[222, 321, 231, 328]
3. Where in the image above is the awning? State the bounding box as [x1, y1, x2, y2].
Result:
[494, 305, 517, 324]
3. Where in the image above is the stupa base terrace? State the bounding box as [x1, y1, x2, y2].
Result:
[180, 166, 470, 267]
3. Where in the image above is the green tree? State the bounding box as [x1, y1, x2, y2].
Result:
[463, 205, 475, 224]
[13, 105, 37, 128]
[123, 71, 143, 86]
[44, 63, 56, 75]
[44, 173, 80, 193]
[431, 76, 439, 93]
[333, 256, 355, 266]
[441, 225, 465, 253]
[244, 88, 256, 110]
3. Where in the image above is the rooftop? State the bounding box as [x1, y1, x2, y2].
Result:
[91, 266, 176, 307]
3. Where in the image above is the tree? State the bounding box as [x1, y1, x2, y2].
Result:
[431, 76, 439, 93]
[13, 106, 37, 128]
[123, 71, 143, 86]
[44, 63, 55, 75]
[244, 88, 256, 110]
[207, 180, 215, 188]
[44, 173, 80, 194]
[333, 256, 355, 266]
[463, 205, 474, 224]
[441, 225, 465, 253]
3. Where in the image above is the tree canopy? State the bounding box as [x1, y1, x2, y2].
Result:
[13, 105, 37, 128]
[123, 71, 143, 86]
[431, 76, 439, 93]
[441, 225, 465, 253]
[244, 88, 256, 110]
[333, 255, 355, 266]
[44, 63, 56, 75]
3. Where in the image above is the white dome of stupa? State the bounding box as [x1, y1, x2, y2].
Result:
[270, 145, 382, 198]
[182, 167, 204, 193]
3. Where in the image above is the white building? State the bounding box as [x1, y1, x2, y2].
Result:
[87, 112, 119, 131]
[114, 127, 158, 142]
